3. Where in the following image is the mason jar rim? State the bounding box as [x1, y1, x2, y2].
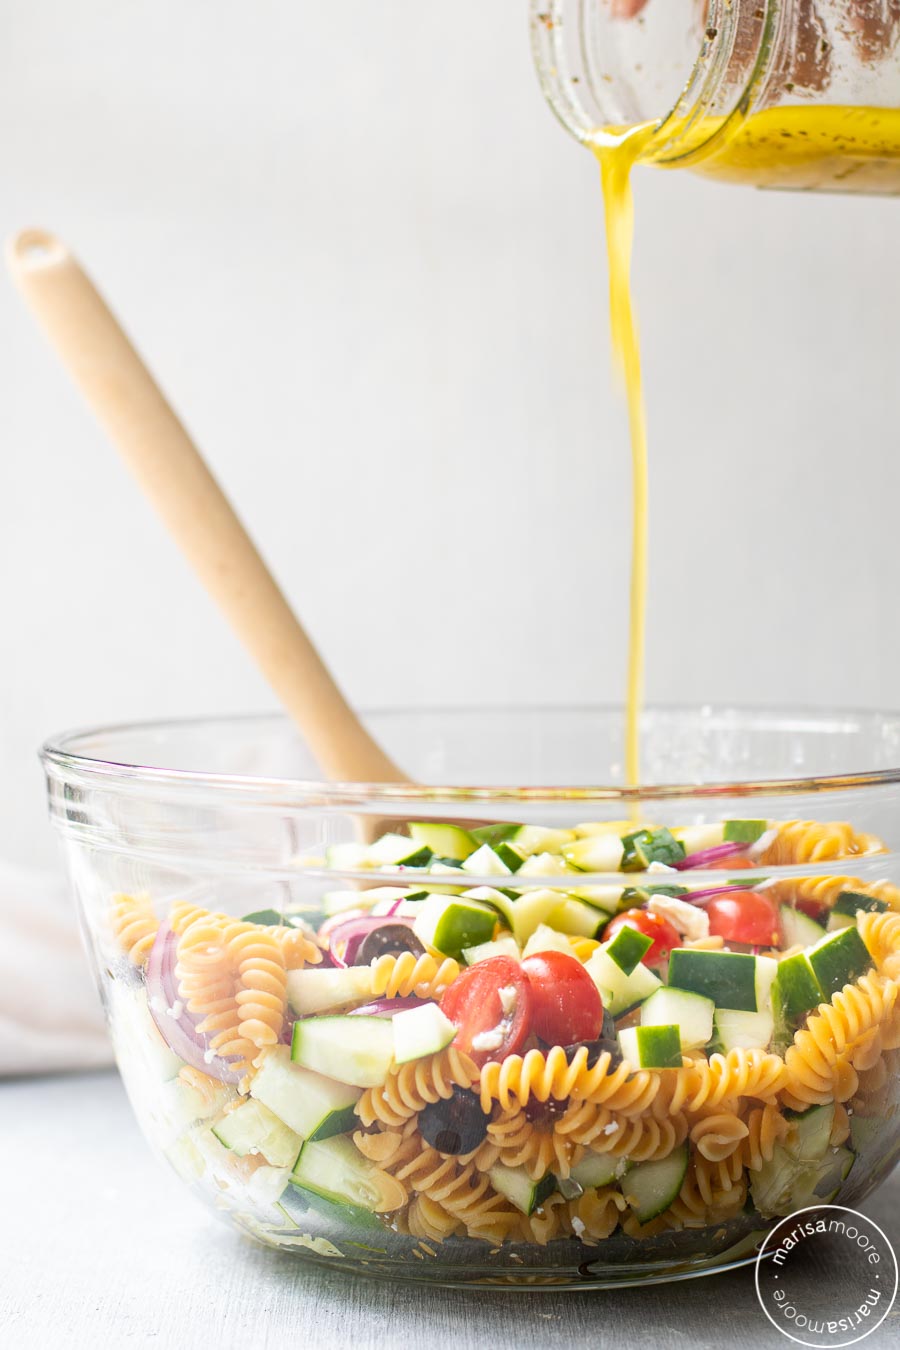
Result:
[40, 704, 900, 806]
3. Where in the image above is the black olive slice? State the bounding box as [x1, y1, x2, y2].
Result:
[418, 1085, 489, 1155]
[354, 924, 426, 965]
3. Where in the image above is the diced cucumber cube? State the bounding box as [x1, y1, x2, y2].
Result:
[673, 823, 725, 854]
[566, 885, 625, 914]
[460, 843, 513, 878]
[250, 1045, 362, 1139]
[833, 889, 889, 917]
[212, 1099, 303, 1168]
[547, 897, 605, 939]
[607, 925, 653, 975]
[562, 834, 626, 873]
[286, 966, 375, 1016]
[723, 819, 769, 844]
[500, 889, 570, 947]
[780, 905, 826, 948]
[392, 1003, 457, 1064]
[516, 851, 576, 878]
[407, 822, 478, 861]
[667, 949, 759, 1013]
[772, 952, 823, 1030]
[621, 1144, 689, 1223]
[508, 825, 577, 856]
[291, 1135, 401, 1214]
[522, 924, 574, 960]
[641, 987, 714, 1050]
[463, 934, 521, 964]
[569, 1153, 620, 1190]
[755, 956, 779, 1012]
[412, 894, 497, 959]
[489, 1164, 556, 1216]
[712, 1007, 774, 1052]
[585, 944, 662, 1015]
[291, 1016, 395, 1088]
[470, 823, 521, 847]
[494, 842, 526, 873]
[618, 1024, 682, 1069]
[807, 925, 873, 999]
[366, 833, 433, 868]
[787, 1103, 835, 1163]
[620, 828, 685, 873]
[829, 891, 889, 930]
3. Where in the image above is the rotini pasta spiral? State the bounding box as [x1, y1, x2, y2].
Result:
[568, 1187, 628, 1243]
[391, 1147, 519, 1243]
[485, 1110, 580, 1179]
[688, 1110, 749, 1162]
[517, 1192, 571, 1246]
[766, 875, 900, 916]
[221, 922, 288, 1056]
[557, 1101, 687, 1162]
[859, 909, 900, 978]
[111, 892, 158, 966]
[662, 1049, 788, 1114]
[355, 1048, 480, 1128]
[739, 1104, 791, 1171]
[479, 1046, 660, 1117]
[369, 951, 460, 1000]
[760, 821, 885, 867]
[783, 972, 898, 1110]
[277, 926, 322, 970]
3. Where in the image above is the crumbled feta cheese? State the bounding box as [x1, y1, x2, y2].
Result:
[603, 1121, 620, 1136]
[571, 1216, 586, 1237]
[750, 828, 778, 860]
[471, 1027, 505, 1053]
[647, 860, 677, 874]
[648, 894, 709, 941]
[615, 1158, 629, 1179]
[498, 985, 518, 1016]
[203, 1048, 216, 1065]
[165, 1000, 184, 1020]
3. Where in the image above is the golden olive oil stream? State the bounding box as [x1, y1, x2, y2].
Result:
[592, 107, 900, 796]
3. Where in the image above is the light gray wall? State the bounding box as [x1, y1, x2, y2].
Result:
[2, 1, 899, 867]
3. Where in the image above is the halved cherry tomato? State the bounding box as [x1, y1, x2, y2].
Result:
[602, 909, 680, 968]
[520, 951, 604, 1046]
[704, 890, 779, 946]
[698, 855, 754, 871]
[796, 897, 829, 924]
[441, 956, 533, 1066]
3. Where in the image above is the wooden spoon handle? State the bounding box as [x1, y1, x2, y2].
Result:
[6, 228, 406, 784]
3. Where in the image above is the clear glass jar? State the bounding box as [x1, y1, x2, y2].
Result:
[43, 707, 900, 1287]
[531, 0, 900, 191]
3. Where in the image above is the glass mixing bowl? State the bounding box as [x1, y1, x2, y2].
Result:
[42, 707, 900, 1288]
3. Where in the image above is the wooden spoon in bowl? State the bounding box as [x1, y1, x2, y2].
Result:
[6, 228, 406, 787]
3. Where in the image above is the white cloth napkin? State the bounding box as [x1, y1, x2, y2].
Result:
[0, 862, 112, 1075]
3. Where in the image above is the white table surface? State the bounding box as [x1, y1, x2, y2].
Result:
[2, 1071, 899, 1350]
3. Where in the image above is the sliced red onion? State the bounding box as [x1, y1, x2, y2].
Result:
[683, 884, 754, 905]
[327, 915, 415, 968]
[347, 997, 430, 1018]
[145, 924, 242, 1084]
[674, 841, 750, 871]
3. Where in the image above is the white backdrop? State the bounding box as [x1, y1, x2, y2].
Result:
[2, 1, 899, 869]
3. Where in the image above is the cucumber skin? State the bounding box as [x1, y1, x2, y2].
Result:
[667, 949, 758, 1013]
[623, 1144, 689, 1223]
[283, 1181, 385, 1232]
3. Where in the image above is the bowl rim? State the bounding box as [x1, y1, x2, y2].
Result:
[39, 703, 900, 805]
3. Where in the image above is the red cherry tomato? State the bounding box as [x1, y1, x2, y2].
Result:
[795, 897, 829, 924]
[602, 909, 680, 968]
[441, 956, 533, 1066]
[520, 951, 604, 1046]
[698, 854, 754, 871]
[704, 890, 779, 946]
